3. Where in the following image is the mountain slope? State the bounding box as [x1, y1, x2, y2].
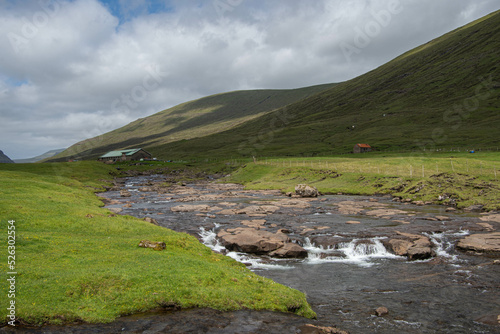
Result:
[0, 150, 14, 163]
[14, 148, 66, 163]
[50, 83, 336, 161]
[152, 10, 500, 158]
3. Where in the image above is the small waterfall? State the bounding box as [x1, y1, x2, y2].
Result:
[199, 224, 226, 253]
[424, 229, 469, 262]
[303, 237, 402, 267]
[198, 225, 292, 270]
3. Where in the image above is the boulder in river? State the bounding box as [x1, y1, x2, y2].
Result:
[269, 243, 308, 258]
[218, 228, 289, 254]
[295, 184, 319, 197]
[457, 233, 500, 256]
[120, 190, 132, 197]
[385, 232, 434, 260]
[375, 306, 389, 317]
[299, 324, 349, 334]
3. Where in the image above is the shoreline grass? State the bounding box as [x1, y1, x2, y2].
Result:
[0, 161, 315, 326]
[226, 152, 500, 211]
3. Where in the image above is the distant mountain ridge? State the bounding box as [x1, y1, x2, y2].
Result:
[48, 10, 500, 161]
[14, 148, 66, 163]
[49, 84, 336, 161]
[0, 150, 14, 163]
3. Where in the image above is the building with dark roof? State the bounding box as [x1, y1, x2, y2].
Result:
[98, 148, 152, 162]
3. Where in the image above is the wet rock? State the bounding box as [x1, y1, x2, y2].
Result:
[375, 306, 389, 317]
[218, 228, 289, 254]
[477, 222, 495, 231]
[269, 243, 308, 258]
[345, 220, 361, 224]
[385, 239, 412, 256]
[475, 313, 500, 326]
[480, 214, 500, 223]
[236, 205, 280, 215]
[335, 201, 369, 215]
[138, 240, 166, 251]
[276, 198, 312, 209]
[299, 324, 349, 334]
[464, 204, 484, 212]
[365, 208, 408, 218]
[300, 226, 330, 235]
[309, 236, 350, 249]
[445, 207, 457, 212]
[241, 219, 267, 229]
[388, 232, 434, 260]
[120, 190, 132, 197]
[170, 204, 211, 212]
[457, 233, 500, 256]
[295, 184, 319, 197]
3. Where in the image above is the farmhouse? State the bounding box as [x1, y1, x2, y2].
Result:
[353, 143, 372, 154]
[98, 148, 152, 162]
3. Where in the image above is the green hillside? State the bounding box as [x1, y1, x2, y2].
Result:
[52, 10, 499, 161]
[152, 10, 500, 159]
[50, 84, 335, 161]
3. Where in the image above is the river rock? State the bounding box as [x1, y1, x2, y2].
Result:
[464, 204, 484, 212]
[218, 228, 289, 254]
[299, 324, 349, 334]
[480, 214, 500, 223]
[387, 232, 434, 260]
[456, 233, 500, 255]
[375, 306, 389, 317]
[120, 190, 132, 197]
[236, 205, 280, 215]
[385, 239, 412, 256]
[295, 184, 319, 197]
[171, 204, 211, 212]
[365, 208, 408, 218]
[269, 243, 308, 258]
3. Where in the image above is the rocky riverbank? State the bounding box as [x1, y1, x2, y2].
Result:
[88, 174, 500, 333]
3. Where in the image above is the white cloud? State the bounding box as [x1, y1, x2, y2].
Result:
[0, 0, 498, 159]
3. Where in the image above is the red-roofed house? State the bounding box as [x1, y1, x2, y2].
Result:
[353, 143, 372, 154]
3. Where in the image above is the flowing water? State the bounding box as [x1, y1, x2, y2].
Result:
[90, 176, 500, 333]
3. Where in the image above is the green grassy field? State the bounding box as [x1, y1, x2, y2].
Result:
[0, 162, 315, 326]
[226, 152, 500, 210]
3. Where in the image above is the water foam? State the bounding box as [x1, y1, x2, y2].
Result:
[303, 237, 402, 267]
[198, 225, 292, 270]
[424, 229, 469, 262]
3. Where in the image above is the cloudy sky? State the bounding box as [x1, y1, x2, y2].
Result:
[1, 0, 499, 159]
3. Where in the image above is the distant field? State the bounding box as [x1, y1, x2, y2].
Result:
[253, 152, 500, 179]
